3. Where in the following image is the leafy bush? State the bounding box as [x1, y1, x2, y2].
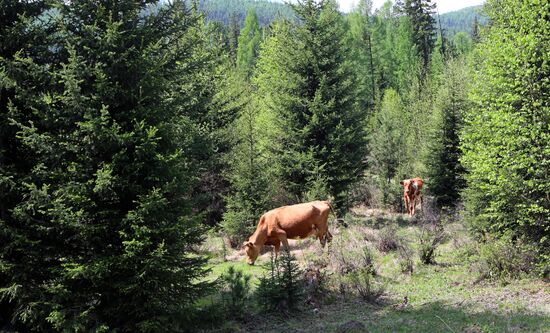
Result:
[255, 250, 304, 312]
[460, 0, 549, 267]
[220, 266, 251, 320]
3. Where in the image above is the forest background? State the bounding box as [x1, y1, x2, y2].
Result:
[0, 0, 548, 331]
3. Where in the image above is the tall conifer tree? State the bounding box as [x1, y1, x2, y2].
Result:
[397, 0, 437, 73]
[426, 58, 468, 207]
[0, 1, 213, 330]
[255, 0, 367, 209]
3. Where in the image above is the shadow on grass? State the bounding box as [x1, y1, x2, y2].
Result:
[236, 299, 549, 333]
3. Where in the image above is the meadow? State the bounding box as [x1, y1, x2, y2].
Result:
[201, 207, 550, 332]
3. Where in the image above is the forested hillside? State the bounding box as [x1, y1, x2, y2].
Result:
[1, 0, 548, 332]
[190, 0, 295, 26]
[439, 5, 486, 36]
[191, 0, 485, 37]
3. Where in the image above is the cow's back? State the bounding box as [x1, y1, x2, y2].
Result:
[270, 201, 330, 239]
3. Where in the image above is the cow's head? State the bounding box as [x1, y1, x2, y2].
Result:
[242, 241, 259, 265]
[400, 179, 412, 195]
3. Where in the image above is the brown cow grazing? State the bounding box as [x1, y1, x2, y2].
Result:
[400, 178, 424, 216]
[242, 200, 333, 265]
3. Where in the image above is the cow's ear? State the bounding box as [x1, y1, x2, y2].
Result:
[399, 181, 405, 186]
[242, 241, 253, 249]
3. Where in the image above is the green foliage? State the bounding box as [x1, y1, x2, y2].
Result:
[254, 0, 368, 210]
[367, 89, 406, 208]
[220, 266, 251, 320]
[0, 1, 213, 331]
[452, 32, 473, 56]
[193, 0, 296, 27]
[438, 5, 487, 37]
[370, 3, 419, 95]
[397, 0, 437, 72]
[346, 0, 377, 111]
[236, 9, 262, 77]
[476, 236, 537, 281]
[426, 58, 468, 208]
[255, 250, 304, 312]
[222, 93, 274, 246]
[460, 0, 550, 264]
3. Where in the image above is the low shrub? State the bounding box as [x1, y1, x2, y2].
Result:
[476, 236, 537, 280]
[377, 226, 400, 252]
[330, 232, 376, 276]
[415, 201, 446, 264]
[255, 250, 304, 312]
[346, 268, 385, 302]
[418, 223, 445, 265]
[220, 266, 251, 320]
[329, 238, 382, 302]
[398, 245, 414, 274]
[303, 264, 329, 307]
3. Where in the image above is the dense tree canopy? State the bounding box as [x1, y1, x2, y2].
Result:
[0, 1, 215, 330]
[460, 0, 550, 267]
[1, 0, 548, 330]
[254, 0, 367, 210]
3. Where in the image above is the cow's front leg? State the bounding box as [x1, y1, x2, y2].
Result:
[274, 229, 290, 250]
[404, 196, 410, 216]
[273, 240, 281, 259]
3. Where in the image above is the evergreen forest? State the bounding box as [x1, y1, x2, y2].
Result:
[1, 0, 548, 332]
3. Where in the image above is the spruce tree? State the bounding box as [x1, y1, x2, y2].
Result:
[397, 0, 437, 73]
[222, 93, 273, 245]
[0, 1, 52, 328]
[426, 58, 468, 208]
[255, 0, 367, 209]
[471, 16, 480, 43]
[228, 12, 241, 64]
[0, 1, 213, 330]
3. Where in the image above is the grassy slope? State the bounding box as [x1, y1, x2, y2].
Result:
[202, 209, 550, 332]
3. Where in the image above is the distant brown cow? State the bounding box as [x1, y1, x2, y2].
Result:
[242, 201, 333, 265]
[400, 178, 424, 216]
